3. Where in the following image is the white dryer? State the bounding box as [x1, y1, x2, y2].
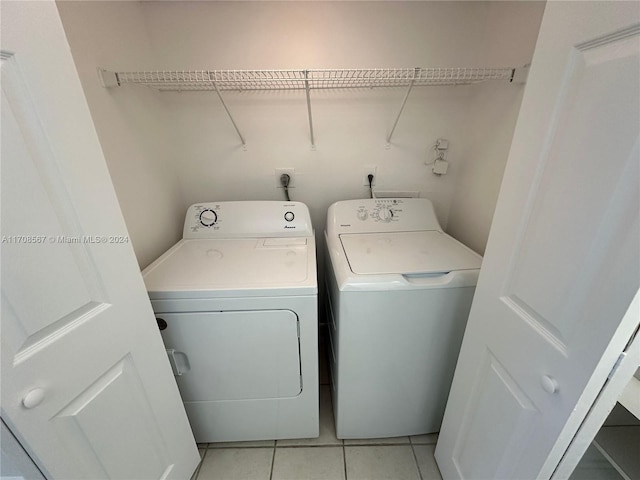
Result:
[143, 201, 318, 443]
[325, 198, 481, 439]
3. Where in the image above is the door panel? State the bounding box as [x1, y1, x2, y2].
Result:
[506, 31, 639, 345]
[1, 79, 110, 361]
[52, 356, 173, 480]
[435, 3, 640, 479]
[453, 352, 539, 479]
[1, 2, 199, 478]
[0, 53, 116, 358]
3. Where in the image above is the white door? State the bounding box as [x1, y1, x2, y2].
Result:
[0, 2, 200, 479]
[435, 2, 640, 479]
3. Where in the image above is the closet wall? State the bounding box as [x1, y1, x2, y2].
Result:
[57, 1, 185, 269]
[447, 1, 546, 254]
[57, 1, 545, 268]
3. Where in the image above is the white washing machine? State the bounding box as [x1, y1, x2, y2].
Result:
[143, 201, 318, 443]
[325, 198, 482, 439]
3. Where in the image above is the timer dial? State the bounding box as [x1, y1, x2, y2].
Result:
[378, 208, 393, 222]
[199, 209, 217, 227]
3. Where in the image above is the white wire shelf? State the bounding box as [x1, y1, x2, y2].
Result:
[99, 66, 524, 147]
[105, 67, 516, 91]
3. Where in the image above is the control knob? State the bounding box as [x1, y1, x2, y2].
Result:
[357, 210, 368, 221]
[378, 208, 393, 222]
[199, 209, 217, 227]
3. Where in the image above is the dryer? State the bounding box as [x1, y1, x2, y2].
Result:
[325, 198, 481, 439]
[143, 201, 318, 443]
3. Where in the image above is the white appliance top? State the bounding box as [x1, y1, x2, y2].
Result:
[325, 198, 482, 289]
[143, 201, 316, 298]
[341, 231, 481, 275]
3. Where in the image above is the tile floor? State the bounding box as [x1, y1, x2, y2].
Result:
[191, 385, 442, 480]
[188, 337, 640, 480]
[190, 339, 443, 480]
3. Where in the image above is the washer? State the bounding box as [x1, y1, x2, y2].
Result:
[143, 201, 318, 443]
[325, 198, 481, 439]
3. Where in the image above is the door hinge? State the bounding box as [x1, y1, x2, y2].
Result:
[608, 352, 627, 380]
[609, 323, 640, 379]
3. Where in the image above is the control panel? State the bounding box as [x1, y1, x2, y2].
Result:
[327, 198, 442, 236]
[183, 201, 313, 239]
[355, 198, 405, 224]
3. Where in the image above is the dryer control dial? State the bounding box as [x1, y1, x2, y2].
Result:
[199, 209, 218, 227]
[378, 208, 393, 222]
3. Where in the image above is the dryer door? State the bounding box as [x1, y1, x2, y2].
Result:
[159, 310, 301, 400]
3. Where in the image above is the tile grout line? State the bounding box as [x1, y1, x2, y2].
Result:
[192, 447, 206, 480]
[410, 438, 424, 480]
[208, 443, 276, 449]
[343, 443, 348, 480]
[269, 444, 276, 480]
[276, 443, 345, 448]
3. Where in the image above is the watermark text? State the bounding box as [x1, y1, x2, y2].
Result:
[2, 235, 129, 244]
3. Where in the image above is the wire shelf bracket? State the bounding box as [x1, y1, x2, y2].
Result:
[98, 66, 522, 147]
[304, 70, 315, 149]
[386, 67, 419, 145]
[212, 79, 246, 147]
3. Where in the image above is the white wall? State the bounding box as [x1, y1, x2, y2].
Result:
[446, 1, 546, 254]
[57, 1, 186, 269]
[58, 1, 544, 271]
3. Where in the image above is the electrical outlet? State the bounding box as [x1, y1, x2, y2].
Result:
[362, 165, 377, 186]
[275, 168, 295, 188]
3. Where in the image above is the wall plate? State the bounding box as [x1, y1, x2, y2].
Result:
[275, 168, 295, 188]
[362, 165, 377, 186]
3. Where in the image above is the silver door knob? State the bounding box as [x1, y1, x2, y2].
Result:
[541, 375, 559, 394]
[22, 388, 45, 409]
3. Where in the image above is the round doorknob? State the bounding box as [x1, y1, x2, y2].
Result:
[22, 388, 45, 409]
[541, 375, 559, 394]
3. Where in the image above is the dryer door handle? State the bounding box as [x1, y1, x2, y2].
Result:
[166, 349, 190, 376]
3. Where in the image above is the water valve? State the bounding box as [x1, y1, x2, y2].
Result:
[435, 138, 449, 151]
[429, 138, 449, 176]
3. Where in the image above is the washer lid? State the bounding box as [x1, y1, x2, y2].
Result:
[340, 231, 481, 275]
[143, 237, 316, 298]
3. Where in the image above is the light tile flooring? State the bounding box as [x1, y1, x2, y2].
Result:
[190, 339, 443, 480]
[188, 338, 640, 480]
[191, 385, 442, 480]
